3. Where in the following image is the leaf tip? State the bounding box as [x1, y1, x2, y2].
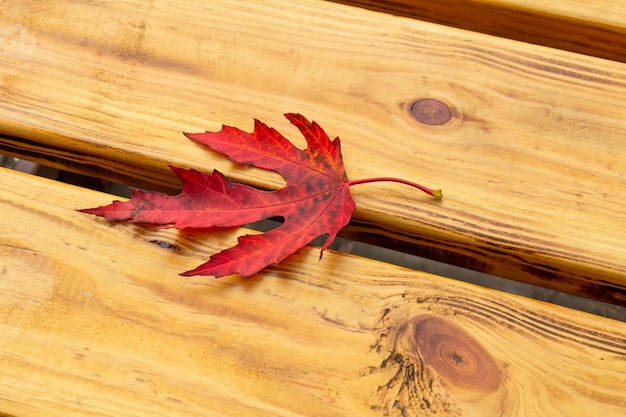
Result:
[76, 207, 101, 216]
[179, 268, 218, 278]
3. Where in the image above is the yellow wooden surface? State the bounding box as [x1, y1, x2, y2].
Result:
[331, 0, 626, 62]
[1, 166, 625, 416]
[1, 0, 626, 305]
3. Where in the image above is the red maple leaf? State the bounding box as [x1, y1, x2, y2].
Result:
[79, 114, 441, 277]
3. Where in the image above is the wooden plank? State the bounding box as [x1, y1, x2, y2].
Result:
[1, 0, 626, 303]
[1, 166, 625, 416]
[329, 0, 626, 63]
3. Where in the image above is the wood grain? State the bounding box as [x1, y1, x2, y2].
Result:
[329, 0, 626, 63]
[1, 166, 625, 416]
[1, 0, 626, 303]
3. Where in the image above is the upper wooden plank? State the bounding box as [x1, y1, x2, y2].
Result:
[1, 166, 625, 416]
[1, 0, 626, 304]
[329, 0, 626, 63]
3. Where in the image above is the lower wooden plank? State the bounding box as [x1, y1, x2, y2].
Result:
[1, 166, 625, 416]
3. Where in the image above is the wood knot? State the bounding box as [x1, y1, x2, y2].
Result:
[149, 239, 180, 251]
[406, 316, 500, 394]
[410, 99, 451, 125]
[373, 314, 501, 414]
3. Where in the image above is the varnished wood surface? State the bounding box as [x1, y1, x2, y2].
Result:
[1, 166, 625, 416]
[329, 0, 626, 63]
[1, 0, 626, 304]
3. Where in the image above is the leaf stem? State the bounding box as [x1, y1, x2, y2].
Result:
[347, 177, 442, 198]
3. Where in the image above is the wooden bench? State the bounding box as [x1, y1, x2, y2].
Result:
[1, 1, 625, 416]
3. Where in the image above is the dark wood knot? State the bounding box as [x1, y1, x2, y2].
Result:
[410, 99, 452, 125]
[373, 314, 503, 414]
[411, 316, 499, 392]
[401, 315, 500, 394]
